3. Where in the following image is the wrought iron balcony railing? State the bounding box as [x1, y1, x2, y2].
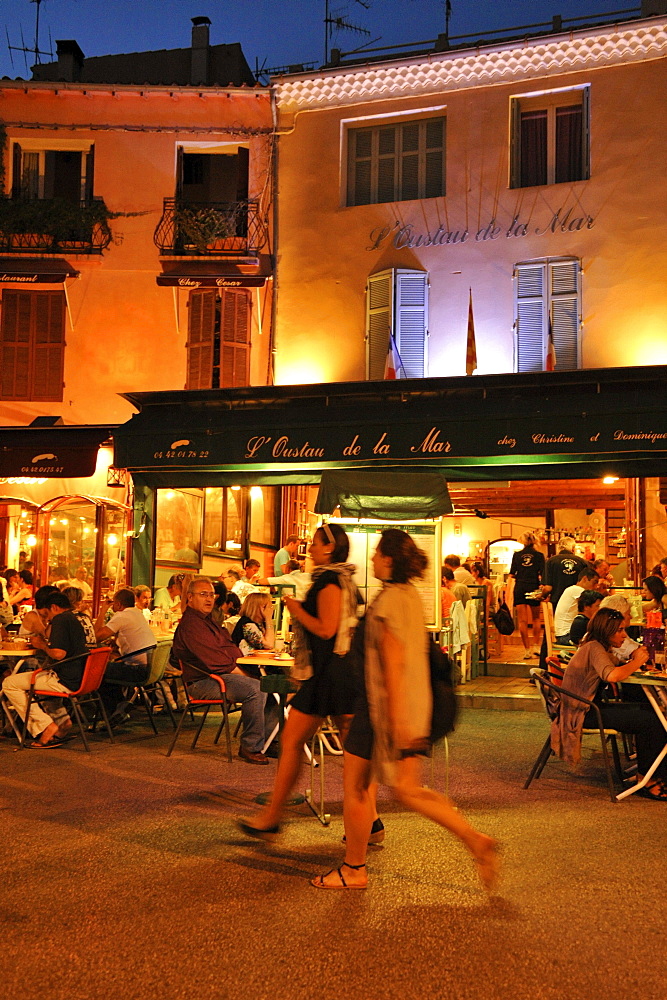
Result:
[0, 197, 112, 255]
[154, 198, 269, 257]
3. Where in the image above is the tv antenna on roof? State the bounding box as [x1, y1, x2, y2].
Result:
[6, 0, 53, 76]
[324, 1, 371, 65]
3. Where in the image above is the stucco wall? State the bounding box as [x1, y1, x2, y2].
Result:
[1, 84, 273, 426]
[274, 38, 667, 384]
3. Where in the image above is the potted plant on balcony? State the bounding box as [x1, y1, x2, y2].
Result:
[0, 196, 113, 252]
[173, 203, 242, 253]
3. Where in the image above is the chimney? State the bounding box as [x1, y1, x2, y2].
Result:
[55, 39, 84, 82]
[191, 16, 211, 85]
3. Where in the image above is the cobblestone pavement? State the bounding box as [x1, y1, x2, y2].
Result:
[0, 708, 663, 1000]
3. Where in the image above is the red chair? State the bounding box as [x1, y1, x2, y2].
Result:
[21, 647, 114, 751]
[166, 661, 233, 761]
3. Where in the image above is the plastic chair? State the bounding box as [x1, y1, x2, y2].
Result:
[524, 667, 623, 802]
[136, 642, 177, 730]
[22, 646, 114, 751]
[165, 661, 233, 761]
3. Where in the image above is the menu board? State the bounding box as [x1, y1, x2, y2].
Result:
[331, 520, 441, 628]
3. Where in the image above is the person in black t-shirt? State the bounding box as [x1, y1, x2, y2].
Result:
[2, 592, 88, 748]
[509, 532, 546, 659]
[542, 537, 590, 608]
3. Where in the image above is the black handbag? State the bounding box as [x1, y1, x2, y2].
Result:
[491, 601, 515, 635]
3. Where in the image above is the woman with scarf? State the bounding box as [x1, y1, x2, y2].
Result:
[238, 523, 367, 840]
[311, 529, 499, 891]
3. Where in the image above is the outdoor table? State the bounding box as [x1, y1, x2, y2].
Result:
[615, 670, 667, 801]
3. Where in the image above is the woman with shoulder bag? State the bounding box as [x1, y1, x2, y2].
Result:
[311, 529, 500, 892]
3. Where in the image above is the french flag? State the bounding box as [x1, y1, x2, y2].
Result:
[384, 334, 401, 380]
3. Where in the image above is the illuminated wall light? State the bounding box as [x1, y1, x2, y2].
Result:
[603, 476, 619, 484]
[50, 518, 56, 525]
[107, 533, 118, 546]
[27, 534, 37, 546]
[83, 528, 90, 536]
[231, 485, 241, 491]
[250, 486, 263, 499]
[60, 518, 68, 525]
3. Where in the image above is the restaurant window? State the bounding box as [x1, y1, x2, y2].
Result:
[249, 486, 280, 549]
[510, 87, 590, 188]
[11, 141, 94, 203]
[0, 290, 66, 401]
[155, 489, 202, 566]
[366, 269, 428, 379]
[514, 258, 581, 372]
[347, 117, 446, 207]
[203, 487, 246, 555]
[186, 289, 250, 389]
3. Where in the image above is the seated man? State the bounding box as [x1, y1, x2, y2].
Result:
[172, 576, 270, 764]
[2, 591, 88, 748]
[94, 588, 157, 723]
[553, 567, 599, 643]
[154, 575, 182, 611]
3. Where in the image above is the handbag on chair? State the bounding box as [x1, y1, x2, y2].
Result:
[491, 601, 515, 636]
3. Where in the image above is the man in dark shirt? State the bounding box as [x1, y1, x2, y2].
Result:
[542, 538, 590, 607]
[2, 591, 88, 747]
[171, 576, 270, 764]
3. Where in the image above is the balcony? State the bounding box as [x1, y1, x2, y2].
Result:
[0, 197, 113, 255]
[154, 199, 269, 257]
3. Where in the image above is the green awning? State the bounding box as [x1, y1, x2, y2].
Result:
[315, 471, 453, 520]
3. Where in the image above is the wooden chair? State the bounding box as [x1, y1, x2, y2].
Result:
[21, 647, 114, 751]
[524, 667, 624, 802]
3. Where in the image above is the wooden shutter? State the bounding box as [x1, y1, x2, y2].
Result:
[85, 144, 95, 202]
[11, 143, 22, 198]
[176, 145, 184, 198]
[515, 263, 546, 372]
[395, 270, 428, 377]
[186, 290, 215, 389]
[399, 123, 420, 202]
[220, 289, 250, 388]
[366, 270, 393, 379]
[424, 118, 446, 199]
[580, 86, 591, 181]
[31, 292, 65, 400]
[509, 99, 521, 189]
[0, 291, 31, 399]
[550, 259, 580, 370]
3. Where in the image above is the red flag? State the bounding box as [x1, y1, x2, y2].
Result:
[546, 315, 556, 372]
[465, 288, 477, 376]
[384, 334, 400, 379]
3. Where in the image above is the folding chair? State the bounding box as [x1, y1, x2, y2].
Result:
[135, 642, 177, 731]
[165, 661, 233, 761]
[21, 646, 114, 751]
[524, 667, 623, 802]
[90, 643, 158, 733]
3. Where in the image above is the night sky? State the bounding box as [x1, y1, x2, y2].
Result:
[1, 0, 626, 80]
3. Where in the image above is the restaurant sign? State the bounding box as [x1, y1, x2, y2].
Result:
[156, 274, 267, 288]
[117, 412, 667, 473]
[367, 204, 595, 252]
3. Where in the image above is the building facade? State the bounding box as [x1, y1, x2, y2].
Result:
[0, 19, 280, 597]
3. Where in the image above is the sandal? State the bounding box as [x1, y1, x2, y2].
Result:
[237, 818, 282, 843]
[343, 818, 385, 846]
[636, 779, 667, 801]
[311, 862, 367, 890]
[473, 836, 501, 893]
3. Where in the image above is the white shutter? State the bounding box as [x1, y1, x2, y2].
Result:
[550, 259, 580, 370]
[395, 270, 428, 377]
[366, 270, 393, 380]
[515, 263, 546, 372]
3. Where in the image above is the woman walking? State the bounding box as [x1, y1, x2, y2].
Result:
[312, 529, 499, 891]
[509, 532, 545, 658]
[238, 524, 384, 839]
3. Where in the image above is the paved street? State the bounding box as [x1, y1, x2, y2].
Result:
[1, 708, 663, 1000]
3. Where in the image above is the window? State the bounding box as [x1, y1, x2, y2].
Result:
[510, 88, 589, 188]
[186, 288, 251, 389]
[347, 117, 445, 207]
[514, 258, 581, 372]
[0, 290, 66, 400]
[155, 489, 202, 565]
[204, 487, 246, 554]
[366, 269, 428, 379]
[11, 141, 94, 203]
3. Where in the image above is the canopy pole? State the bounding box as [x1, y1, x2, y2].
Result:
[172, 287, 180, 335]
